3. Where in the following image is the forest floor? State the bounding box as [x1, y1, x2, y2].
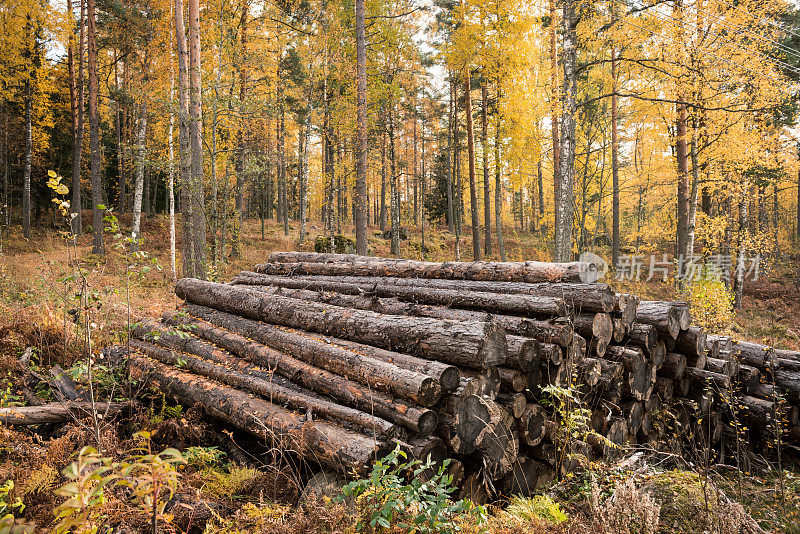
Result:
[0, 214, 798, 533]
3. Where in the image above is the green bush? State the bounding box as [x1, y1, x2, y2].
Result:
[339, 445, 485, 533]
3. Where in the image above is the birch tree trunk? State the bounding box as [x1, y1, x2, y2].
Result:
[231, 4, 248, 259]
[22, 20, 32, 239]
[733, 179, 749, 309]
[611, 46, 620, 269]
[131, 104, 146, 251]
[494, 98, 507, 261]
[554, 0, 576, 262]
[354, 0, 368, 254]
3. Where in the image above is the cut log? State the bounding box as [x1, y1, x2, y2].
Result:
[496, 392, 527, 419]
[235, 273, 569, 317]
[773, 368, 800, 400]
[611, 317, 628, 342]
[674, 326, 706, 357]
[634, 302, 681, 339]
[517, 403, 547, 447]
[175, 279, 507, 369]
[686, 367, 731, 390]
[624, 323, 657, 355]
[498, 367, 528, 392]
[604, 346, 654, 401]
[661, 301, 692, 329]
[622, 401, 644, 435]
[238, 271, 617, 313]
[654, 377, 674, 400]
[314, 336, 459, 393]
[737, 364, 761, 394]
[457, 396, 517, 474]
[705, 357, 733, 378]
[615, 293, 639, 329]
[253, 257, 597, 283]
[129, 353, 389, 476]
[707, 334, 733, 353]
[735, 341, 775, 371]
[130, 340, 404, 441]
[570, 333, 588, 362]
[572, 314, 613, 356]
[736, 395, 799, 429]
[458, 367, 500, 399]
[579, 357, 602, 388]
[505, 336, 540, 372]
[240, 283, 572, 349]
[0, 402, 129, 425]
[501, 456, 554, 496]
[540, 343, 564, 365]
[155, 313, 441, 407]
[595, 359, 624, 394]
[49, 365, 86, 401]
[658, 353, 686, 380]
[142, 314, 436, 433]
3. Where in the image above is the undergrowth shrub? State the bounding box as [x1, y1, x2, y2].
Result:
[505, 495, 567, 525]
[340, 445, 485, 533]
[590, 478, 660, 534]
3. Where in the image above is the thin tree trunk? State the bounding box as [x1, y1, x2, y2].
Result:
[389, 106, 400, 255]
[687, 127, 700, 257]
[611, 46, 620, 269]
[175, 0, 192, 278]
[22, 19, 33, 239]
[464, 69, 480, 261]
[299, 119, 309, 242]
[187, 0, 206, 277]
[168, 55, 176, 281]
[131, 103, 146, 250]
[88, 0, 103, 253]
[481, 82, 491, 256]
[281, 94, 288, 236]
[554, 0, 576, 262]
[354, 0, 368, 254]
[380, 126, 387, 232]
[231, 3, 248, 259]
[796, 155, 800, 238]
[674, 0, 689, 281]
[494, 99, 507, 261]
[550, 0, 559, 238]
[413, 100, 419, 226]
[446, 77, 455, 233]
[68, 0, 83, 236]
[733, 179, 748, 309]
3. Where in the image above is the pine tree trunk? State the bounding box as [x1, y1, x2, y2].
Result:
[380, 126, 387, 232]
[611, 46, 620, 269]
[168, 52, 176, 280]
[389, 107, 400, 255]
[187, 0, 206, 277]
[68, 0, 83, 236]
[481, 82, 491, 256]
[175, 0, 192, 277]
[554, 0, 576, 262]
[464, 69, 480, 261]
[446, 78, 455, 233]
[231, 4, 248, 259]
[22, 21, 32, 240]
[88, 0, 103, 253]
[494, 103, 507, 261]
[354, 0, 368, 254]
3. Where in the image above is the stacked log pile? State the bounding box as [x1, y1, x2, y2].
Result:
[127, 252, 800, 500]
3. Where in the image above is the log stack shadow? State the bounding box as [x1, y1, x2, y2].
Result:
[126, 252, 800, 500]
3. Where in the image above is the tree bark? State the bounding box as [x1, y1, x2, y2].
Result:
[494, 101, 507, 260]
[253, 257, 593, 283]
[234, 281, 573, 347]
[69, 0, 84, 235]
[733, 178, 748, 308]
[155, 311, 442, 407]
[232, 273, 567, 317]
[22, 58, 32, 239]
[464, 68, 480, 261]
[354, 0, 368, 255]
[129, 353, 387, 475]
[130, 339, 402, 440]
[88, 0, 103, 253]
[131, 103, 147, 250]
[0, 402, 129, 425]
[446, 77, 455, 233]
[174, 278, 507, 368]
[187, 0, 206, 277]
[175, 0, 191, 277]
[611, 46, 620, 268]
[549, 0, 559, 235]
[555, 0, 576, 262]
[230, 3, 248, 259]
[482, 82, 491, 256]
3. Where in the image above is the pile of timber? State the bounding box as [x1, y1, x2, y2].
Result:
[127, 252, 800, 501]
